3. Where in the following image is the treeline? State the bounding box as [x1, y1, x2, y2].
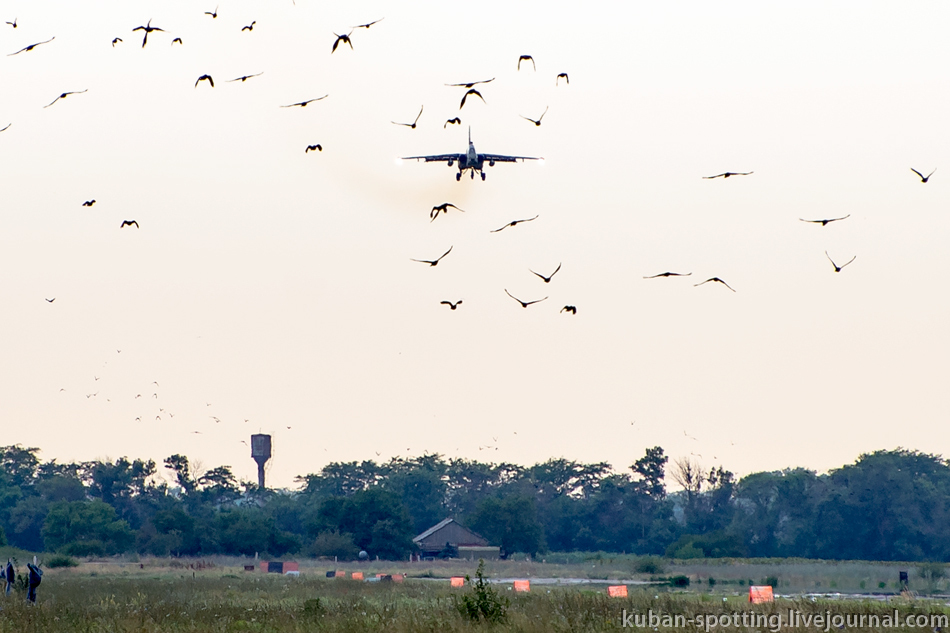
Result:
[1, 445, 948, 562]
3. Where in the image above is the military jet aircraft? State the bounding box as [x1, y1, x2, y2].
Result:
[401, 128, 541, 181]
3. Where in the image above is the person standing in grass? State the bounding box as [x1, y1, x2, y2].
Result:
[26, 563, 41, 604]
[4, 560, 12, 596]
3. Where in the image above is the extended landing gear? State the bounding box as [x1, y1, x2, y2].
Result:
[480, 172, 486, 181]
[470, 170, 475, 180]
[456, 172, 461, 181]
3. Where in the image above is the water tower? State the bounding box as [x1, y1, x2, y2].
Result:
[250, 434, 272, 489]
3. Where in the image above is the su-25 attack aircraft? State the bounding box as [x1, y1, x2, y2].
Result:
[401, 128, 541, 181]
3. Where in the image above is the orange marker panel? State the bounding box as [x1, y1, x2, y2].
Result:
[513, 580, 530, 592]
[607, 585, 628, 598]
[749, 586, 774, 603]
[450, 576, 465, 587]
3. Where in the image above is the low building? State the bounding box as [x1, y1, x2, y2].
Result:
[412, 518, 500, 560]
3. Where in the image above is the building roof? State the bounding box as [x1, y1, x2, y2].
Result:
[412, 518, 488, 547]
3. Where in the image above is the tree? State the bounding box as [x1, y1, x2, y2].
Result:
[631, 446, 668, 499]
[42, 500, 135, 555]
[311, 488, 415, 559]
[164, 455, 197, 494]
[469, 494, 544, 558]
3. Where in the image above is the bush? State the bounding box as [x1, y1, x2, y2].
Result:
[635, 556, 665, 574]
[670, 575, 690, 587]
[456, 559, 509, 624]
[310, 531, 359, 561]
[47, 554, 79, 568]
[763, 576, 779, 588]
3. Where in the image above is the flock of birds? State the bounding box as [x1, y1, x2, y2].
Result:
[2, 6, 942, 472]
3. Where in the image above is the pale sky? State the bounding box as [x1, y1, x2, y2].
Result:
[2, 1, 948, 489]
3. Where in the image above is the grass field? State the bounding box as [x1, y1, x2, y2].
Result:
[1, 558, 949, 632]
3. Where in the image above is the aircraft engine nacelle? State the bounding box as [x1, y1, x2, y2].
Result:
[489, 159, 495, 167]
[447, 159, 454, 167]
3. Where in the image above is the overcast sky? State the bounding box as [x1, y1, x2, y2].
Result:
[2, 0, 948, 489]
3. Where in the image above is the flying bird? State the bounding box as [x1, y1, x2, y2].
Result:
[530, 263, 561, 283]
[430, 203, 464, 221]
[556, 73, 569, 86]
[505, 289, 547, 308]
[44, 90, 87, 108]
[305, 144, 322, 153]
[444, 117, 461, 128]
[911, 168, 936, 183]
[446, 78, 494, 88]
[132, 20, 163, 48]
[643, 271, 691, 278]
[195, 74, 214, 87]
[703, 171, 753, 179]
[227, 72, 262, 82]
[490, 215, 538, 233]
[392, 106, 423, 128]
[440, 300, 462, 310]
[120, 220, 139, 228]
[171, 37, 183, 45]
[561, 305, 577, 314]
[459, 89, 485, 110]
[517, 55, 535, 71]
[5, 18, 16, 28]
[280, 96, 328, 107]
[331, 31, 353, 53]
[8, 37, 55, 56]
[82, 200, 96, 207]
[694, 277, 736, 292]
[352, 18, 383, 29]
[241, 21, 256, 32]
[45, 298, 55, 303]
[205, 6, 218, 18]
[800, 214, 850, 226]
[520, 106, 548, 126]
[111, 37, 122, 46]
[825, 251, 856, 273]
[0, 123, 9, 132]
[411, 246, 453, 267]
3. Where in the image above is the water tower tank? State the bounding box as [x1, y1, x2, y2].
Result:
[250, 434, 272, 489]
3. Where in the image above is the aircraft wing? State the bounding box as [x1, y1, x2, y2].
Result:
[479, 153, 541, 163]
[401, 153, 463, 163]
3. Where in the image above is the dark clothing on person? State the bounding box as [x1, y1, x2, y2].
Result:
[3, 560, 12, 596]
[26, 564, 42, 603]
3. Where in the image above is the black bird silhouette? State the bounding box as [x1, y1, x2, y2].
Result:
[305, 144, 322, 153]
[171, 37, 183, 45]
[8, 37, 54, 56]
[505, 289, 547, 308]
[112, 37, 122, 46]
[227, 72, 263, 82]
[440, 300, 462, 310]
[561, 305, 577, 314]
[530, 263, 561, 283]
[352, 18, 384, 29]
[430, 203, 464, 222]
[331, 31, 353, 52]
[825, 251, 856, 273]
[205, 6, 218, 18]
[444, 117, 461, 128]
[520, 106, 548, 126]
[392, 106, 423, 128]
[44, 90, 87, 108]
[644, 271, 692, 278]
[5, 18, 16, 28]
[195, 74, 214, 88]
[556, 72, 569, 86]
[241, 21, 256, 32]
[411, 246, 453, 267]
[446, 78, 494, 88]
[490, 215, 538, 233]
[800, 214, 850, 226]
[517, 54, 535, 71]
[45, 298, 55, 303]
[459, 89, 485, 110]
[911, 167, 936, 183]
[0, 123, 10, 132]
[703, 171, 753, 179]
[120, 220, 139, 228]
[281, 96, 328, 107]
[694, 277, 736, 292]
[132, 20, 163, 48]
[82, 200, 96, 207]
